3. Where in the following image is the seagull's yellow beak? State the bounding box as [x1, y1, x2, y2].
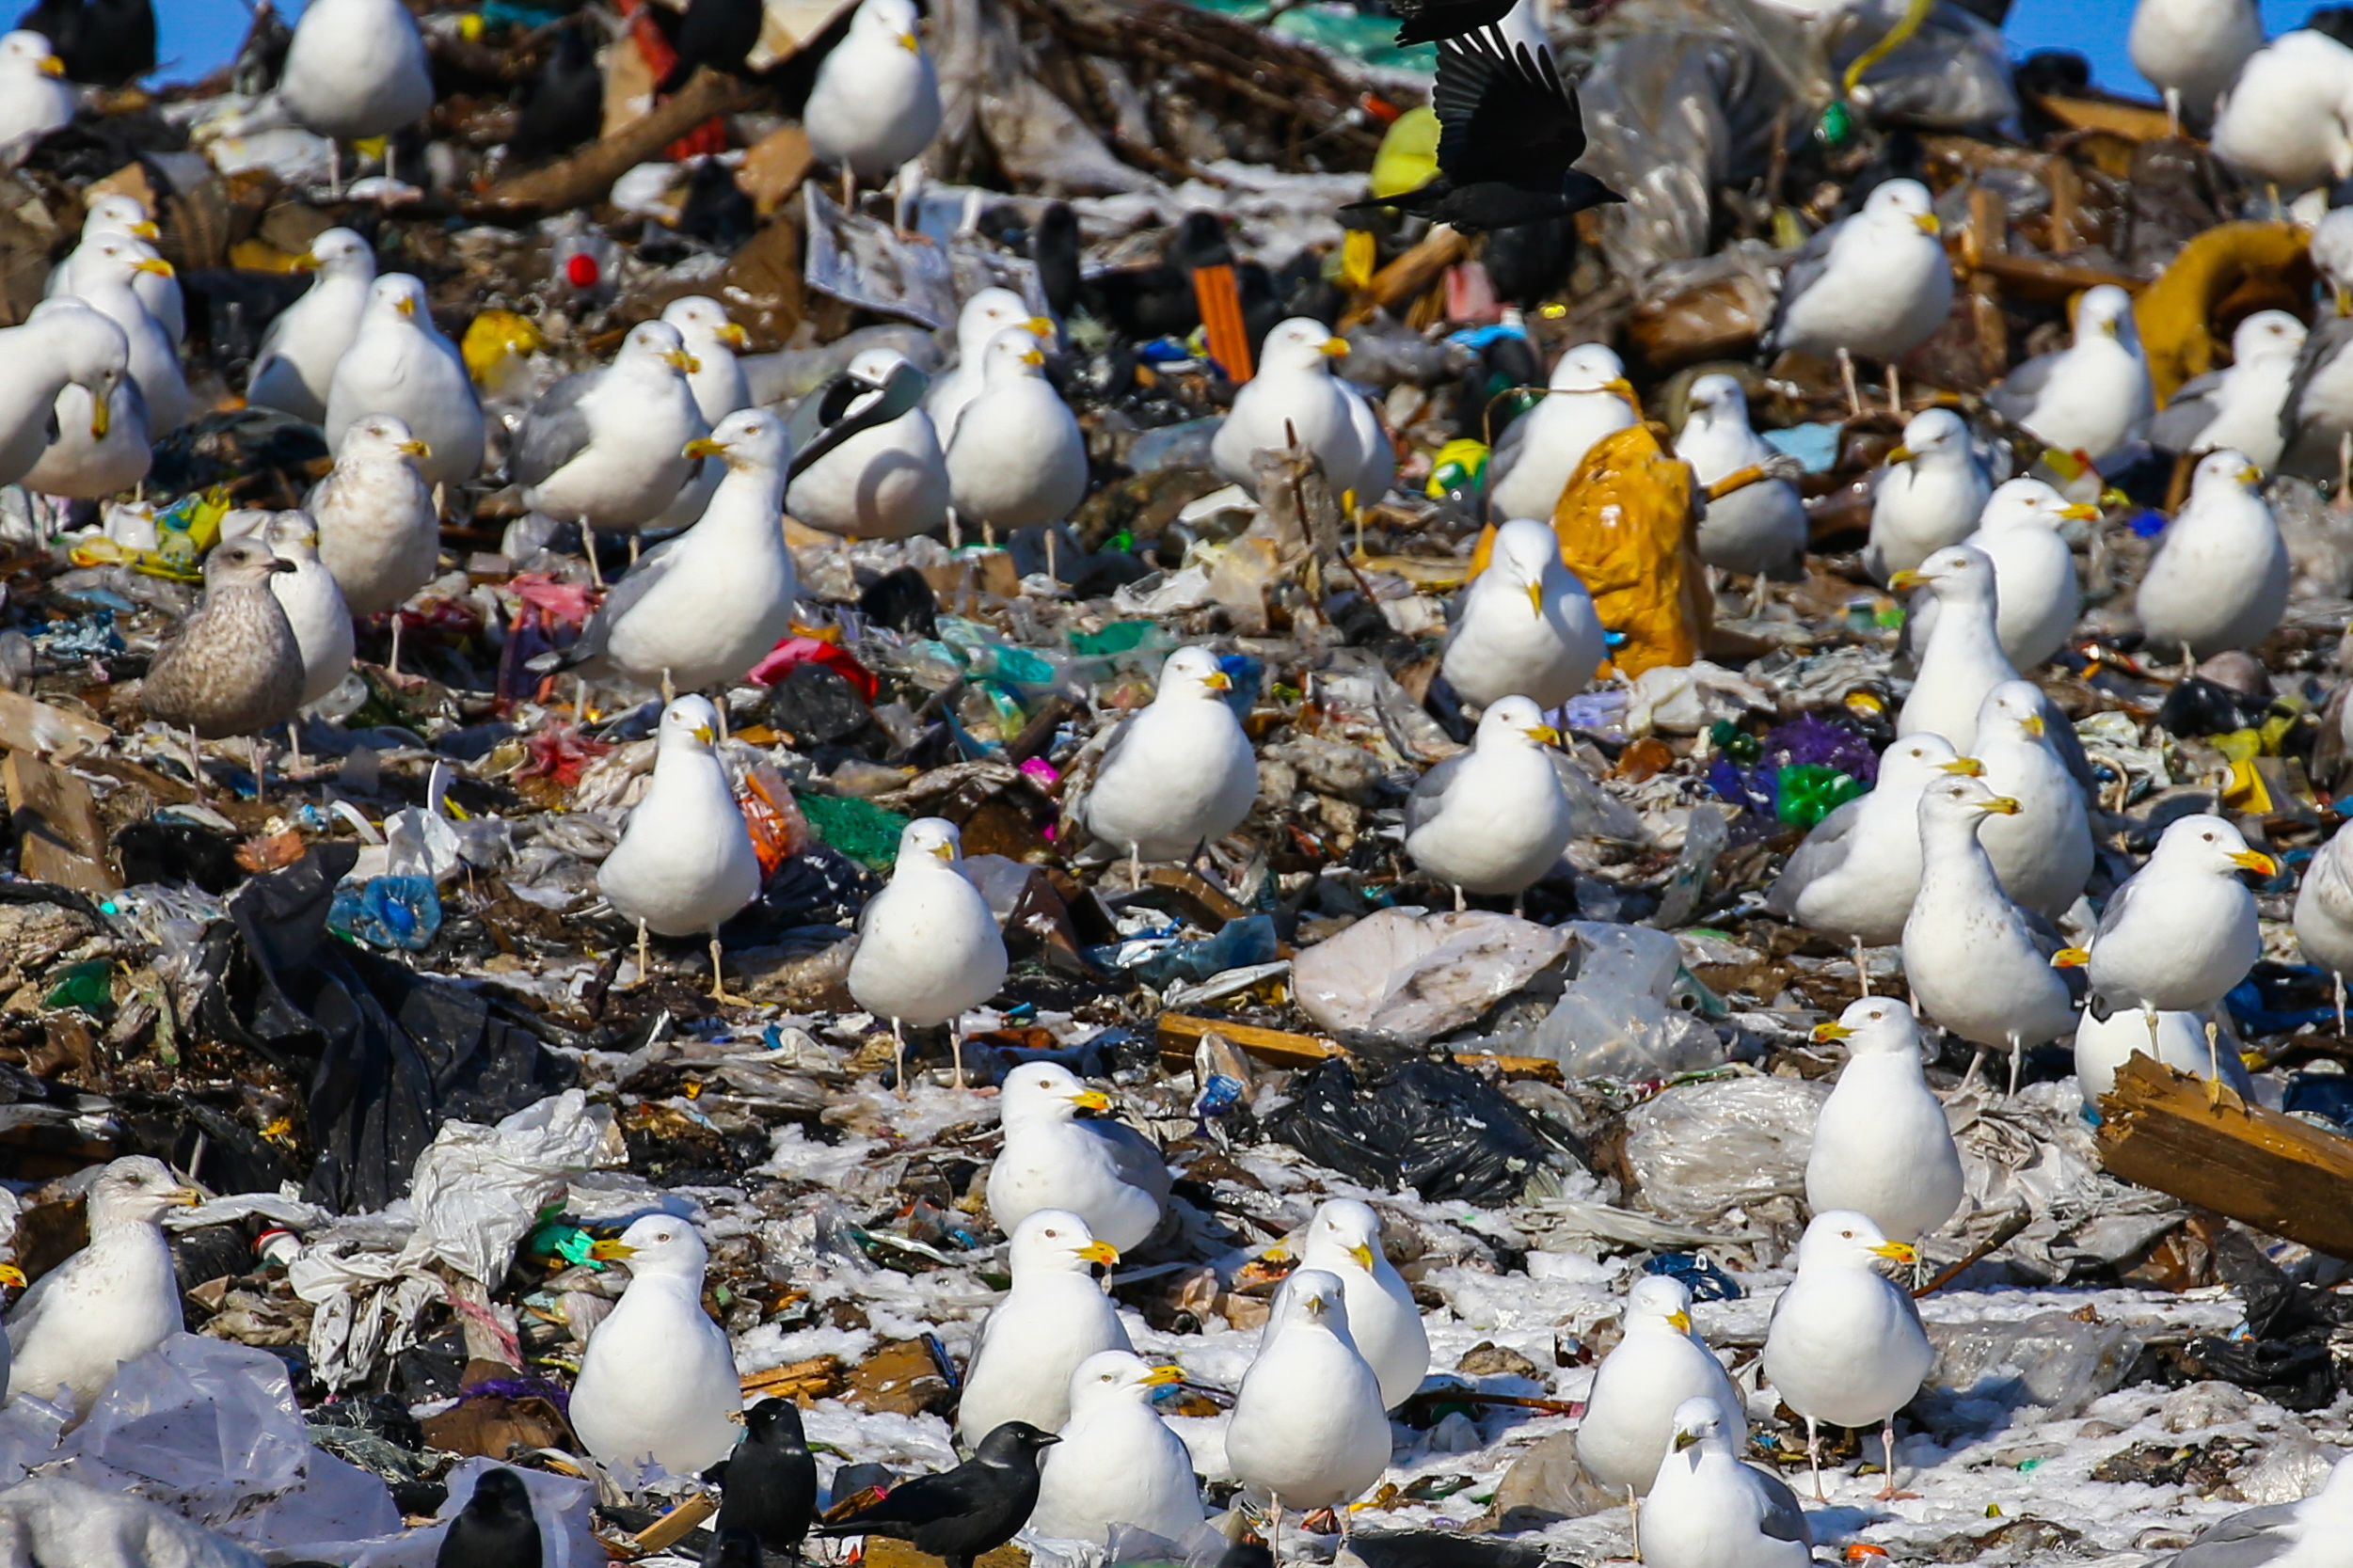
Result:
[1979, 795, 2022, 816]
[667, 350, 702, 374]
[38, 54, 63, 76]
[930, 840, 956, 862]
[88, 395, 109, 439]
[2240, 465, 2265, 486]
[1027, 316, 1055, 336]
[1525, 723, 1561, 745]
[2339, 284, 2352, 318]
[399, 437, 432, 458]
[1914, 213, 1941, 235]
[1526, 580, 1545, 615]
[2021, 712, 2044, 736]
[1348, 1243, 1375, 1271]
[2233, 849, 2280, 876]
[1666, 1308, 1693, 1333]
[130, 220, 159, 240]
[1202, 669, 1233, 690]
[1076, 1240, 1121, 1265]
[1884, 445, 1915, 465]
[2051, 946, 2091, 968]
[898, 30, 920, 50]
[1140, 1364, 1184, 1386]
[395, 294, 417, 317]
[0, 1265, 24, 1289]
[1870, 1240, 1916, 1263]
[135, 258, 174, 277]
[1021, 348, 1045, 367]
[1812, 1021, 1853, 1042]
[588, 1240, 637, 1260]
[721, 323, 751, 348]
[1941, 756, 1983, 776]
[1887, 569, 1932, 591]
[167, 1186, 204, 1207]
[2100, 317, 2121, 337]
[1673, 1430, 1700, 1452]
[684, 436, 729, 459]
[1070, 1088, 1112, 1111]
[1304, 1293, 1329, 1318]
[692, 721, 717, 744]
[2059, 502, 2100, 521]
[1320, 338, 1350, 357]
[1603, 377, 1638, 402]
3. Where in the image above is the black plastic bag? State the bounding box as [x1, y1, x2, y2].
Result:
[201, 845, 576, 1213]
[1263, 1055, 1569, 1205]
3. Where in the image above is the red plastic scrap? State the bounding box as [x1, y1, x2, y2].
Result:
[516, 722, 613, 788]
[746, 636, 880, 701]
[510, 573, 599, 627]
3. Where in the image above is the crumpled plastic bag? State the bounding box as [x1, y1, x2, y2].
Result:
[1914, 1311, 2142, 1436]
[1550, 424, 1711, 677]
[1830, 0, 2018, 131]
[41, 1336, 400, 1554]
[0, 1476, 263, 1568]
[396, 1088, 607, 1286]
[1510, 924, 1725, 1079]
[1263, 1055, 1580, 1204]
[1621, 1072, 1829, 1225]
[1291, 910, 1576, 1047]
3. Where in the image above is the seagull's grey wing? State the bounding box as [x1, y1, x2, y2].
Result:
[5, 1252, 79, 1353]
[1986, 349, 2062, 424]
[1760, 219, 1843, 355]
[2284, 316, 2353, 455]
[2033, 692, 2094, 792]
[1484, 411, 1533, 513]
[2150, 372, 2224, 453]
[2166, 1506, 2303, 1568]
[512, 367, 600, 490]
[1748, 1464, 1812, 1546]
[2314, 683, 2353, 797]
[787, 362, 928, 481]
[551, 533, 688, 673]
[1404, 751, 1471, 837]
[1086, 1119, 1172, 1206]
[1764, 796, 1862, 915]
[2094, 868, 2144, 942]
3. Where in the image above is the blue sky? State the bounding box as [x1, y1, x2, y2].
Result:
[150, 0, 2344, 97]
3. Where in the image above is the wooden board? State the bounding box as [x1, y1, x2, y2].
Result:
[2, 751, 119, 896]
[2097, 1053, 2353, 1261]
[1154, 1012, 1563, 1084]
[0, 690, 110, 760]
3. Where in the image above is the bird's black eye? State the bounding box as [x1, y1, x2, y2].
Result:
[2203, 833, 2215, 842]
[1841, 1229, 1853, 1239]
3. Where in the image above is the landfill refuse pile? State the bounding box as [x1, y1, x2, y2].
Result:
[13, 0, 2353, 1562]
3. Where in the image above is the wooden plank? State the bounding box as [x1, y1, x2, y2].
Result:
[739, 1354, 843, 1401]
[0, 690, 110, 760]
[1343, 227, 1471, 328]
[632, 1491, 718, 1555]
[2027, 92, 2176, 142]
[3, 752, 120, 896]
[2097, 1053, 2353, 1261]
[1971, 251, 2142, 297]
[1154, 1012, 1563, 1084]
[478, 69, 767, 215]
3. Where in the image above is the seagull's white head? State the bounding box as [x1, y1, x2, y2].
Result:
[1008, 1209, 1119, 1277]
[1862, 178, 1940, 236]
[88, 1155, 202, 1231]
[1811, 995, 1923, 1061]
[1978, 477, 2097, 534]
[1260, 317, 1350, 375]
[998, 1061, 1113, 1127]
[1303, 1197, 1386, 1276]
[1887, 542, 1995, 604]
[2188, 447, 2266, 499]
[1474, 693, 1559, 751]
[2150, 812, 2277, 880]
[1794, 1209, 1915, 1273]
[1066, 1350, 1183, 1417]
[1155, 644, 1233, 704]
[592, 1212, 710, 1281]
[1625, 1273, 1697, 1337]
[1549, 342, 1632, 399]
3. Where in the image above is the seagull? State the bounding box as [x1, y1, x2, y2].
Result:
[0, 296, 124, 490]
[1083, 645, 1258, 884]
[2151, 309, 2305, 472]
[0, 31, 72, 166]
[1485, 342, 1639, 523]
[1971, 680, 2094, 920]
[813, 1422, 1061, 1568]
[2059, 815, 2273, 1080]
[597, 695, 763, 1002]
[1274, 1199, 1429, 1411]
[2130, 0, 2263, 130]
[1029, 1352, 1203, 1547]
[1769, 732, 1981, 958]
[1225, 1269, 1391, 1559]
[52, 234, 186, 434]
[2157, 1446, 2353, 1568]
[1806, 999, 1963, 1248]
[786, 347, 950, 541]
[986, 1062, 1167, 1253]
[944, 327, 1087, 545]
[847, 818, 1010, 1090]
[436, 1468, 542, 1568]
[136, 539, 306, 794]
[1346, 28, 1621, 234]
[1578, 1275, 1747, 1523]
[15, 297, 141, 499]
[2315, 207, 2353, 314]
[647, 295, 755, 532]
[2211, 30, 2353, 193]
[2075, 1005, 2250, 1102]
[1890, 544, 2014, 752]
[712, 1400, 819, 1560]
[926, 289, 1051, 442]
[1864, 406, 1991, 585]
[277, 0, 433, 190]
[263, 512, 357, 714]
[803, 0, 943, 182]
[246, 228, 376, 424]
[6, 1157, 191, 1413]
[957, 1209, 1132, 1449]
[1902, 774, 2081, 1092]
[1406, 694, 1575, 911]
[1904, 479, 2091, 672]
[45, 195, 177, 345]
[570, 1213, 741, 1477]
[2137, 450, 2289, 660]
[1760, 1211, 1932, 1502]
[516, 320, 709, 575]
[1439, 516, 1606, 710]
[326, 275, 486, 492]
[1677, 374, 1807, 580]
[306, 414, 440, 619]
[552, 407, 799, 697]
[1761, 179, 1954, 416]
[1211, 318, 1382, 502]
[1642, 1396, 1811, 1568]
[1986, 284, 2154, 469]
[2296, 817, 2353, 1030]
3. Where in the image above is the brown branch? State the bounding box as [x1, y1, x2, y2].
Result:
[475, 68, 768, 216]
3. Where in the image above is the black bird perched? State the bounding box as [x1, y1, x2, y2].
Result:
[437, 1468, 542, 1568]
[1347, 30, 1622, 234]
[1032, 202, 1083, 325]
[1382, 0, 1517, 47]
[510, 23, 606, 165]
[13, 0, 153, 87]
[706, 1527, 767, 1568]
[657, 0, 766, 92]
[713, 1398, 820, 1557]
[811, 1422, 1060, 1568]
